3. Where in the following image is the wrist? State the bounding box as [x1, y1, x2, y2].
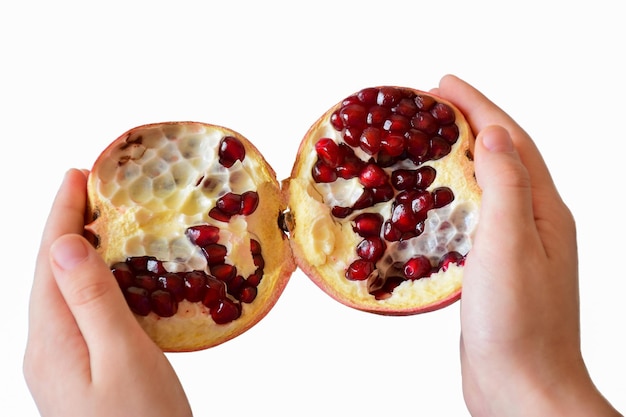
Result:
[502, 360, 621, 417]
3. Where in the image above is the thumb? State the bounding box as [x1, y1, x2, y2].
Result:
[49, 234, 144, 353]
[473, 125, 541, 253]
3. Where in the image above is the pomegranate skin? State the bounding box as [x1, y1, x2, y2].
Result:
[85, 122, 296, 351]
[285, 87, 481, 315]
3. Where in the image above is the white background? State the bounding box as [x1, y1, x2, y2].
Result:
[2, 1, 624, 415]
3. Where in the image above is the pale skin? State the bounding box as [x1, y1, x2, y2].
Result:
[23, 75, 622, 416]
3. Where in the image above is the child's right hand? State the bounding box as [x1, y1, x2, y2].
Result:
[435, 74, 622, 416]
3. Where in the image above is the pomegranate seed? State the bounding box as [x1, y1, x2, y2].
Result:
[345, 259, 375, 281]
[151, 290, 177, 317]
[253, 254, 265, 270]
[315, 138, 340, 168]
[391, 202, 417, 233]
[391, 169, 416, 190]
[331, 206, 353, 218]
[111, 262, 133, 290]
[250, 239, 262, 255]
[353, 213, 384, 237]
[438, 124, 459, 144]
[186, 225, 220, 247]
[339, 104, 368, 129]
[184, 271, 207, 303]
[380, 133, 405, 157]
[429, 137, 452, 160]
[382, 114, 410, 132]
[342, 127, 362, 147]
[335, 152, 364, 179]
[312, 160, 338, 183]
[439, 251, 464, 271]
[238, 285, 258, 303]
[371, 184, 394, 203]
[359, 127, 382, 155]
[376, 150, 399, 167]
[356, 237, 386, 261]
[127, 256, 166, 274]
[217, 192, 242, 215]
[383, 220, 402, 241]
[202, 244, 227, 265]
[405, 129, 429, 162]
[227, 275, 246, 297]
[157, 272, 185, 302]
[377, 87, 403, 107]
[330, 111, 344, 130]
[414, 94, 436, 111]
[247, 272, 263, 287]
[393, 97, 418, 117]
[208, 207, 231, 222]
[218, 136, 245, 168]
[367, 105, 391, 126]
[433, 187, 455, 208]
[210, 299, 241, 324]
[359, 163, 388, 188]
[134, 274, 158, 292]
[411, 111, 438, 135]
[342, 95, 361, 106]
[240, 191, 259, 215]
[431, 102, 455, 124]
[210, 263, 237, 282]
[202, 276, 227, 307]
[411, 191, 434, 219]
[125, 287, 151, 316]
[415, 166, 436, 188]
[403, 256, 432, 280]
[357, 87, 379, 105]
[352, 189, 374, 210]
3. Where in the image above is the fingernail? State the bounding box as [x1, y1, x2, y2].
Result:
[481, 126, 515, 153]
[51, 236, 89, 270]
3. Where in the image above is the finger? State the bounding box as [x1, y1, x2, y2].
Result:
[25, 169, 92, 390]
[472, 125, 544, 256]
[28, 169, 90, 347]
[436, 74, 560, 201]
[49, 233, 146, 363]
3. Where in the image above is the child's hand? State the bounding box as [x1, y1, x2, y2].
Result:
[23, 169, 192, 417]
[435, 75, 621, 416]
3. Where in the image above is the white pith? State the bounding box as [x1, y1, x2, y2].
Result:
[90, 123, 260, 277]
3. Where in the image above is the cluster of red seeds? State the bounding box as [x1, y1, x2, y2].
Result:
[111, 136, 265, 323]
[312, 87, 466, 293]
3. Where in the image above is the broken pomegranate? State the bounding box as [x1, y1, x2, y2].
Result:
[85, 122, 295, 351]
[84, 85, 480, 351]
[285, 86, 481, 314]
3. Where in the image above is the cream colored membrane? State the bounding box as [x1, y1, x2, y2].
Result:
[93, 123, 261, 277]
[294, 121, 479, 306]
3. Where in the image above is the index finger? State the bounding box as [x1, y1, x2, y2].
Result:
[27, 169, 90, 348]
[434, 74, 560, 200]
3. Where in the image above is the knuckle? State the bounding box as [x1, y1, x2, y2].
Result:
[68, 278, 113, 308]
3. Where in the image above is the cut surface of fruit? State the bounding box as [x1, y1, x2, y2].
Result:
[285, 86, 481, 315]
[86, 122, 295, 351]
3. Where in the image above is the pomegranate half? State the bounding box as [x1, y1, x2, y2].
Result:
[285, 86, 480, 315]
[84, 86, 480, 351]
[85, 122, 295, 351]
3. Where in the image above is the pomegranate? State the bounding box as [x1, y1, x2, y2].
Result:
[85, 122, 295, 351]
[285, 86, 480, 315]
[84, 86, 480, 351]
